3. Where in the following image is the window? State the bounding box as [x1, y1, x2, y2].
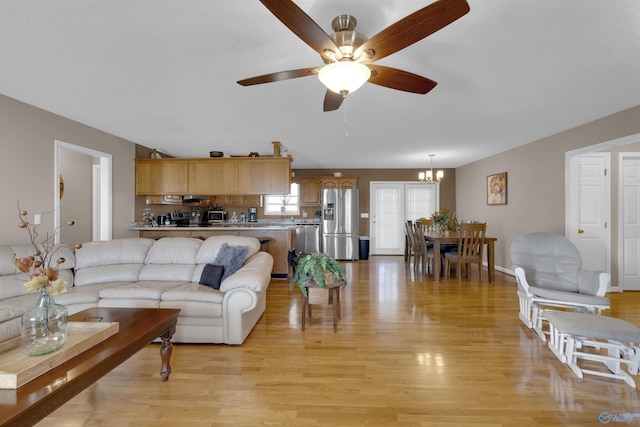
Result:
[264, 183, 300, 216]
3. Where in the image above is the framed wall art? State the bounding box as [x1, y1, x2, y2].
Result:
[487, 172, 507, 205]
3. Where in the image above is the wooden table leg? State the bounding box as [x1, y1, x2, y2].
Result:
[159, 325, 176, 382]
[433, 241, 441, 282]
[487, 241, 495, 283]
[301, 288, 308, 331]
[332, 287, 339, 333]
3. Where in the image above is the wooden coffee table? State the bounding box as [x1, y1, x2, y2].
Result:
[0, 307, 180, 427]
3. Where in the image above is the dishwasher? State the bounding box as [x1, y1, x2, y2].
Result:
[295, 224, 321, 253]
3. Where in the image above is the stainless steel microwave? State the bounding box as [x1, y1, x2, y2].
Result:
[205, 210, 227, 222]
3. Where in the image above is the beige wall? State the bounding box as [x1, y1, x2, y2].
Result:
[0, 94, 138, 245]
[455, 105, 640, 275]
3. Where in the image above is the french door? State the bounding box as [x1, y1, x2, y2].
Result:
[370, 182, 439, 255]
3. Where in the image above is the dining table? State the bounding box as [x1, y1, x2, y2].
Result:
[424, 230, 498, 282]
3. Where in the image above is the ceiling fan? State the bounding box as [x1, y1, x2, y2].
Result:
[237, 0, 470, 111]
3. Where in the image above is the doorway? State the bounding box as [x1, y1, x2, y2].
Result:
[565, 132, 640, 292]
[54, 140, 112, 244]
[618, 153, 640, 290]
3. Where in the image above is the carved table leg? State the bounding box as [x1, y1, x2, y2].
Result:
[159, 325, 176, 382]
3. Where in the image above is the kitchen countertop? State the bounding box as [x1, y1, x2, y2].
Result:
[130, 220, 321, 231]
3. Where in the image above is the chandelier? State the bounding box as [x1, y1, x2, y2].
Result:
[418, 154, 444, 184]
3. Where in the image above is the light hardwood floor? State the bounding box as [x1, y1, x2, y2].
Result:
[36, 256, 640, 426]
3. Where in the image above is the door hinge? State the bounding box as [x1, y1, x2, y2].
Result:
[604, 168, 607, 176]
[605, 222, 608, 229]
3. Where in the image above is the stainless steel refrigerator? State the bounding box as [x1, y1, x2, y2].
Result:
[322, 188, 359, 260]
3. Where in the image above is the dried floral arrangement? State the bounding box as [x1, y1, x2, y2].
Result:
[13, 203, 82, 295]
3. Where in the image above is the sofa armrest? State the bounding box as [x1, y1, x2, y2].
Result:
[219, 252, 273, 293]
[222, 286, 267, 344]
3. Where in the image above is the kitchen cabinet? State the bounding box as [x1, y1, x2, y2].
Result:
[188, 160, 239, 194]
[321, 177, 358, 189]
[135, 159, 188, 195]
[293, 176, 358, 205]
[209, 195, 263, 207]
[298, 177, 322, 206]
[135, 157, 291, 195]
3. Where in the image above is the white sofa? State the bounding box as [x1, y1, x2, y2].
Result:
[0, 236, 273, 345]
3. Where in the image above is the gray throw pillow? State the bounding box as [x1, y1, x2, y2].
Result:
[213, 243, 249, 281]
[199, 264, 225, 290]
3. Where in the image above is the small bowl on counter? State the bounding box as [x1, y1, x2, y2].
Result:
[209, 151, 224, 158]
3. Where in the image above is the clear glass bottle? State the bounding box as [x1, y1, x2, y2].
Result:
[21, 287, 69, 356]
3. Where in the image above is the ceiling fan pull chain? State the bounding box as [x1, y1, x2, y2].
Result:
[344, 94, 349, 137]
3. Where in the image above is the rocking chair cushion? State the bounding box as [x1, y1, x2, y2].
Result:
[544, 311, 640, 343]
[528, 286, 610, 307]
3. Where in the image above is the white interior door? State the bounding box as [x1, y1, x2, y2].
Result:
[568, 153, 610, 273]
[619, 154, 640, 290]
[370, 182, 438, 255]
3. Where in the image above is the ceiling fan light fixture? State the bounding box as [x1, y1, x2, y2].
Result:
[318, 61, 371, 95]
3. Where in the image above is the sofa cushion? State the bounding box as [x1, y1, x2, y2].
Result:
[195, 236, 260, 264]
[0, 245, 76, 299]
[145, 237, 202, 265]
[54, 283, 117, 306]
[214, 243, 249, 281]
[0, 304, 28, 323]
[161, 282, 224, 304]
[1, 244, 76, 272]
[138, 264, 196, 282]
[76, 238, 155, 269]
[75, 264, 144, 286]
[99, 281, 184, 300]
[199, 264, 225, 289]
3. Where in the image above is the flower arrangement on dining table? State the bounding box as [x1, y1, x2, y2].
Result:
[13, 204, 82, 296]
[431, 208, 460, 232]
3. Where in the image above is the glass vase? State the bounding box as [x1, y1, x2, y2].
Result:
[21, 287, 69, 356]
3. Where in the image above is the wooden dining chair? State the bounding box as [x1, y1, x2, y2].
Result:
[443, 222, 486, 282]
[404, 220, 420, 270]
[413, 221, 434, 276]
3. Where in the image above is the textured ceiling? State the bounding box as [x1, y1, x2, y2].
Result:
[1, 0, 639, 168]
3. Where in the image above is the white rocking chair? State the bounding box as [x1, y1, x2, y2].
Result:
[510, 232, 610, 341]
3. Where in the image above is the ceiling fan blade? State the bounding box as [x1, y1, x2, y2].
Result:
[355, 0, 470, 63]
[367, 65, 437, 94]
[323, 90, 344, 112]
[260, 0, 341, 61]
[237, 67, 320, 86]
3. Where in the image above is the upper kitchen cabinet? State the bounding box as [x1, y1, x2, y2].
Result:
[321, 177, 358, 189]
[188, 160, 239, 194]
[237, 157, 291, 194]
[298, 177, 322, 206]
[135, 159, 188, 195]
[135, 157, 291, 195]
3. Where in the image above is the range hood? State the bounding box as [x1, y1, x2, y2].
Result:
[182, 195, 207, 203]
